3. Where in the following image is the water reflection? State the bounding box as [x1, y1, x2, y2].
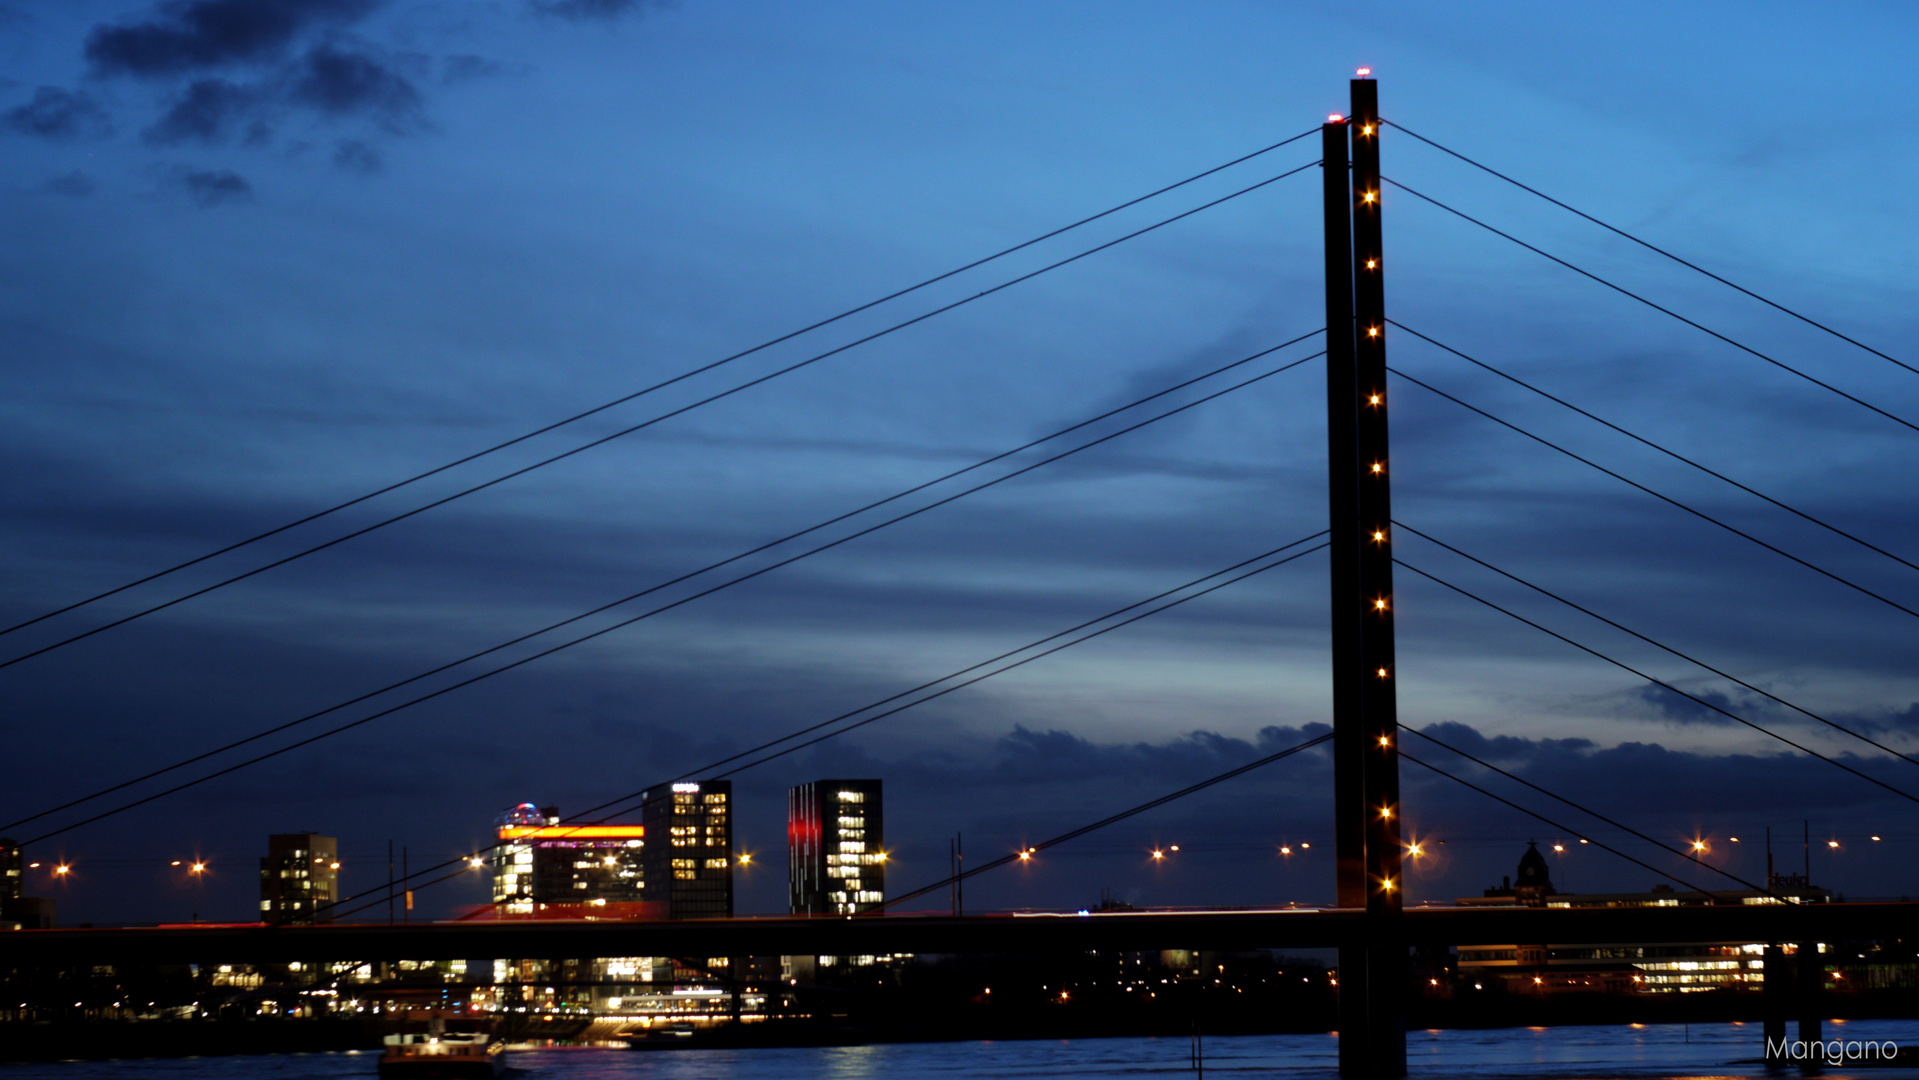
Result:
[3, 1021, 1916, 1079]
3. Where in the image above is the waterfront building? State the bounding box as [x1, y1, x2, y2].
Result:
[1456, 843, 1830, 993]
[0, 837, 52, 929]
[259, 833, 338, 924]
[640, 781, 733, 919]
[787, 779, 884, 915]
[490, 802, 646, 915]
[1, 837, 19, 902]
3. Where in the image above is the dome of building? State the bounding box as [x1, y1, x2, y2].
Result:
[1516, 841, 1555, 894]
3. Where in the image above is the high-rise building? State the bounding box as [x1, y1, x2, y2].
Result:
[1, 838, 21, 902]
[641, 781, 733, 919]
[259, 833, 338, 924]
[788, 779, 884, 915]
[491, 802, 645, 914]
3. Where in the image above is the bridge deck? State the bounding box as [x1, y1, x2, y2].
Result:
[6, 902, 1915, 966]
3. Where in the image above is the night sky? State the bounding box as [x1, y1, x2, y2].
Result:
[4, 1, 1918, 926]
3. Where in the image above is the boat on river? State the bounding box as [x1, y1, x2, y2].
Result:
[377, 1011, 506, 1079]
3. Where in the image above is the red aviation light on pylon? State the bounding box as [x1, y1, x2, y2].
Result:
[1356, 67, 1372, 77]
[1328, 114, 1344, 123]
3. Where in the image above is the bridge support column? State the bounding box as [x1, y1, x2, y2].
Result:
[1762, 943, 1787, 1061]
[1797, 941, 1822, 1049]
[1325, 73, 1405, 1080]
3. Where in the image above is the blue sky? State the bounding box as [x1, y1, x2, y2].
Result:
[3, 0, 1918, 923]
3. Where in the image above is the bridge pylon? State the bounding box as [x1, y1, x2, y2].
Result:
[1325, 72, 1406, 1080]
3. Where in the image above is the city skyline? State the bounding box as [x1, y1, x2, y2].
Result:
[3, 1, 1918, 926]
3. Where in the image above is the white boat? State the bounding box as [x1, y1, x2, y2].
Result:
[378, 1012, 506, 1079]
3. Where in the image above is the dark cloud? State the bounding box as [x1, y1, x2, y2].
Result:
[142, 77, 264, 144]
[1839, 702, 1919, 737]
[1633, 682, 1742, 726]
[169, 166, 254, 207]
[138, 44, 423, 148]
[528, 0, 671, 20]
[2, 86, 113, 140]
[36, 171, 95, 198]
[288, 42, 424, 131]
[85, 0, 383, 78]
[332, 137, 381, 174]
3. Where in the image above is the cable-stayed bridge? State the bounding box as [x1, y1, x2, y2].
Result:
[6, 75, 1919, 1077]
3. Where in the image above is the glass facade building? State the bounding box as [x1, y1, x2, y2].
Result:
[788, 779, 883, 915]
[491, 802, 645, 915]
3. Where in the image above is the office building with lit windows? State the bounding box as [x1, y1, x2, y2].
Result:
[1, 838, 20, 902]
[640, 781, 733, 919]
[260, 833, 338, 924]
[788, 779, 884, 915]
[1455, 843, 1831, 993]
[490, 802, 646, 915]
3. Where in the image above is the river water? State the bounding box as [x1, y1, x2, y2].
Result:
[4, 1020, 1917, 1079]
